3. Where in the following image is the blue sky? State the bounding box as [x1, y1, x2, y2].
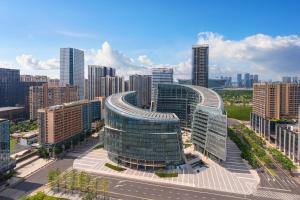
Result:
[0, 0, 300, 80]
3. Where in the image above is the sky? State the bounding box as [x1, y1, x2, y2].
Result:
[0, 0, 300, 81]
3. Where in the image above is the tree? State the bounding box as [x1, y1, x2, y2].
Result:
[37, 146, 49, 158]
[48, 170, 56, 190]
[93, 177, 99, 197]
[69, 169, 77, 193]
[78, 171, 84, 192]
[101, 178, 108, 198]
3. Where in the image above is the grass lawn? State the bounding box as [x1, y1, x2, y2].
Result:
[225, 104, 252, 121]
[10, 138, 16, 154]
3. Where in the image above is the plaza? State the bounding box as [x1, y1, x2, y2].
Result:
[73, 139, 259, 195]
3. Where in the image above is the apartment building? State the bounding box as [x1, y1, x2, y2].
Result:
[29, 83, 79, 120]
[251, 83, 300, 142]
[37, 100, 101, 156]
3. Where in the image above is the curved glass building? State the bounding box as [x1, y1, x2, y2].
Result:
[104, 84, 227, 170]
[104, 91, 184, 170]
[153, 84, 227, 161]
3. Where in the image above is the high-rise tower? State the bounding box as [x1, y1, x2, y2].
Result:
[60, 48, 84, 99]
[192, 45, 209, 87]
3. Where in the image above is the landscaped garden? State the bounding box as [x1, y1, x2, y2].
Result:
[267, 147, 296, 171]
[46, 169, 110, 199]
[10, 120, 38, 134]
[229, 124, 276, 175]
[22, 191, 69, 200]
[104, 163, 126, 172]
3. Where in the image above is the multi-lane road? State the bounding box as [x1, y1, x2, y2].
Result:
[1, 132, 300, 200]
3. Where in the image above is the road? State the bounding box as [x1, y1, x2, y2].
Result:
[1, 129, 300, 200]
[0, 136, 98, 200]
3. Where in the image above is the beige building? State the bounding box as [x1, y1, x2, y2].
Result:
[253, 83, 300, 119]
[20, 75, 48, 82]
[29, 83, 79, 120]
[38, 100, 101, 153]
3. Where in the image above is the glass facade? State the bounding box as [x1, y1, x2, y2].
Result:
[0, 119, 16, 175]
[104, 83, 227, 170]
[153, 83, 227, 161]
[104, 92, 183, 170]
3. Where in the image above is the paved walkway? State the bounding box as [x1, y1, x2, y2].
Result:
[73, 139, 259, 195]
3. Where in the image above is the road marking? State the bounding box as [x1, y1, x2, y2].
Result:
[91, 172, 251, 200]
[258, 186, 291, 192]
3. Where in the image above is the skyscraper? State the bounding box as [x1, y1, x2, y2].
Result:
[129, 74, 152, 108]
[0, 68, 20, 106]
[88, 65, 115, 99]
[244, 73, 250, 88]
[60, 48, 84, 99]
[151, 68, 173, 100]
[192, 45, 209, 87]
[237, 73, 242, 87]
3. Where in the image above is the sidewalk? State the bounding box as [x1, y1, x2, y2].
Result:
[15, 157, 55, 178]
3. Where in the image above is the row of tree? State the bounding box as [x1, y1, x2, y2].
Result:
[48, 169, 109, 200]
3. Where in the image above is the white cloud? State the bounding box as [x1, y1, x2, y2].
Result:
[6, 32, 300, 81]
[137, 55, 153, 66]
[85, 41, 151, 76]
[197, 32, 300, 80]
[16, 55, 59, 70]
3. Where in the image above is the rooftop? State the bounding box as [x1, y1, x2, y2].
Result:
[106, 91, 179, 122]
[0, 107, 24, 112]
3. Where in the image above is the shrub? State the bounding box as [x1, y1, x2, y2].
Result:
[155, 170, 178, 178]
[104, 163, 126, 172]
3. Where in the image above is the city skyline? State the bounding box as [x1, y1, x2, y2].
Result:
[0, 1, 299, 81]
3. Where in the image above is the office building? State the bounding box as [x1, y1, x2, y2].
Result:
[0, 68, 45, 118]
[29, 83, 79, 120]
[20, 75, 48, 82]
[60, 48, 84, 99]
[292, 77, 300, 84]
[38, 100, 101, 156]
[129, 74, 152, 108]
[192, 45, 209, 87]
[103, 84, 227, 170]
[208, 78, 226, 88]
[0, 107, 25, 122]
[251, 83, 300, 142]
[151, 68, 173, 101]
[88, 65, 123, 99]
[0, 119, 16, 177]
[178, 79, 192, 85]
[237, 73, 242, 87]
[0, 68, 20, 107]
[244, 73, 251, 88]
[153, 84, 227, 161]
[282, 76, 292, 83]
[104, 92, 183, 170]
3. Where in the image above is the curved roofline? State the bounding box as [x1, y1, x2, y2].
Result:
[105, 91, 179, 122]
[157, 83, 224, 111]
